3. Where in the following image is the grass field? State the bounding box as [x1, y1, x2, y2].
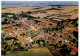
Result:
[6, 47, 53, 56]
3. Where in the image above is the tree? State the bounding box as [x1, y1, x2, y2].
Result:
[41, 39, 45, 46]
[59, 44, 71, 56]
[60, 48, 71, 56]
[21, 11, 24, 14]
[49, 23, 53, 25]
[2, 21, 7, 24]
[57, 22, 60, 28]
[2, 41, 7, 45]
[73, 31, 78, 39]
[27, 11, 32, 14]
[72, 39, 76, 43]
[58, 6, 61, 8]
[34, 20, 40, 23]
[1, 50, 6, 55]
[36, 40, 40, 46]
[13, 14, 17, 20]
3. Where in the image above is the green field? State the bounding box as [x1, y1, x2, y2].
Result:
[6, 47, 53, 56]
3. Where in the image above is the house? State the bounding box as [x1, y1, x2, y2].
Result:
[23, 40, 30, 44]
[17, 31, 23, 36]
[72, 47, 78, 53]
[62, 40, 70, 43]
[8, 15, 13, 17]
[67, 44, 78, 53]
[9, 33, 16, 37]
[9, 23, 16, 26]
[55, 36, 61, 40]
[17, 36, 23, 41]
[42, 33, 50, 37]
[36, 35, 43, 40]
[22, 40, 31, 48]
[32, 35, 43, 42]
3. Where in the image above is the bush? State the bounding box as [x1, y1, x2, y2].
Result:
[2, 21, 7, 24]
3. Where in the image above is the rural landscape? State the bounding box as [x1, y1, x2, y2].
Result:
[1, 1, 78, 56]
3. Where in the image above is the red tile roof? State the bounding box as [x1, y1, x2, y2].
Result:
[17, 36, 23, 41]
[32, 35, 43, 40]
[72, 47, 78, 52]
[23, 40, 30, 44]
[9, 23, 15, 26]
[9, 33, 16, 37]
[55, 36, 61, 39]
[43, 33, 50, 37]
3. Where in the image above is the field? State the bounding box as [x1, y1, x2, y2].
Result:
[6, 47, 52, 56]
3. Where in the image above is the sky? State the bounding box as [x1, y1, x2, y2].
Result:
[2, 1, 78, 5]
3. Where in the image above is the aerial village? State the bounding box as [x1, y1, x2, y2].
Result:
[2, 4, 78, 56]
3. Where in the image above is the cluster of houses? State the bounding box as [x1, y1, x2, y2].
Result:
[2, 6, 78, 56]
